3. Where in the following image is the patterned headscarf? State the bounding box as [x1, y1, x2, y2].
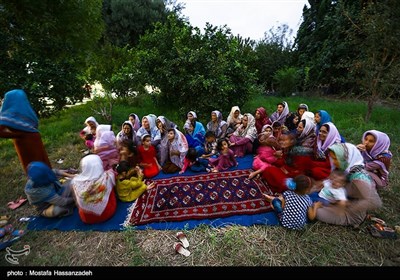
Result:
[234, 113, 257, 141]
[0, 89, 38, 132]
[71, 154, 115, 216]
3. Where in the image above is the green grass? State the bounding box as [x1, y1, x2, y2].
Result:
[0, 92, 399, 266]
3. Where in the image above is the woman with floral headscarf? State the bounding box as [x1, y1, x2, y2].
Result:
[0, 89, 51, 173]
[226, 106, 243, 137]
[229, 113, 257, 157]
[316, 143, 382, 226]
[162, 128, 189, 173]
[71, 154, 117, 224]
[357, 130, 392, 189]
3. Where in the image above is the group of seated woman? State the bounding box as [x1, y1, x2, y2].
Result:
[19, 98, 392, 228]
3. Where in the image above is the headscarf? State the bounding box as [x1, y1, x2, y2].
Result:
[360, 130, 391, 174]
[116, 121, 135, 144]
[301, 111, 315, 125]
[187, 111, 197, 119]
[233, 113, 257, 141]
[299, 118, 316, 139]
[136, 114, 158, 141]
[227, 106, 243, 127]
[255, 107, 269, 134]
[317, 122, 341, 153]
[25, 162, 60, 205]
[167, 128, 189, 168]
[84, 116, 99, 127]
[71, 154, 115, 216]
[128, 113, 140, 131]
[207, 110, 227, 138]
[361, 130, 391, 160]
[328, 143, 365, 174]
[0, 89, 38, 132]
[315, 110, 332, 135]
[93, 124, 112, 149]
[269, 101, 290, 124]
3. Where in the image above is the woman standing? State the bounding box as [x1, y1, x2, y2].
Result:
[0, 89, 51, 173]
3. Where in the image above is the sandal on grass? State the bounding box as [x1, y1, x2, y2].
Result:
[174, 242, 190, 257]
[176, 231, 189, 248]
[7, 197, 28, 210]
[367, 223, 397, 239]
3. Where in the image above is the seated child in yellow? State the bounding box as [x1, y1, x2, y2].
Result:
[115, 161, 155, 202]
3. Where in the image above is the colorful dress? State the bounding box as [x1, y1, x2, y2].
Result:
[137, 144, 160, 178]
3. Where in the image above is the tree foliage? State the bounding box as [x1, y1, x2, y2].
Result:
[0, 0, 104, 116]
[108, 15, 259, 119]
[253, 24, 295, 92]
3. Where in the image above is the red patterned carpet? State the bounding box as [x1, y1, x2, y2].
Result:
[128, 169, 274, 226]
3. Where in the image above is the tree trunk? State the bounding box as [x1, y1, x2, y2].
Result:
[365, 96, 374, 122]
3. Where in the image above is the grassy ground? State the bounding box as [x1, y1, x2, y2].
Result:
[0, 93, 399, 266]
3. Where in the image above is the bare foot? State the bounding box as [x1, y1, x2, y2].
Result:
[146, 182, 156, 190]
[262, 193, 274, 202]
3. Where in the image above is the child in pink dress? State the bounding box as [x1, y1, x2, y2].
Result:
[249, 124, 280, 179]
[208, 139, 238, 172]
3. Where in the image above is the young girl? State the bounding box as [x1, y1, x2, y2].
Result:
[263, 174, 322, 230]
[137, 134, 161, 178]
[115, 161, 155, 202]
[118, 139, 138, 168]
[207, 138, 238, 173]
[179, 148, 209, 174]
[249, 124, 280, 179]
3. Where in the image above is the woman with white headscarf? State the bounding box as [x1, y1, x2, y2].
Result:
[316, 143, 382, 226]
[71, 154, 117, 224]
[229, 113, 257, 157]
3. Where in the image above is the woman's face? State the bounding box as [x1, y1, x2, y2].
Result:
[233, 110, 240, 118]
[87, 121, 96, 129]
[319, 126, 329, 142]
[129, 116, 136, 126]
[242, 116, 248, 127]
[156, 120, 163, 131]
[188, 113, 194, 122]
[298, 108, 306, 116]
[264, 127, 272, 137]
[211, 113, 217, 122]
[277, 104, 284, 113]
[167, 130, 175, 140]
[142, 118, 149, 129]
[363, 134, 376, 152]
[255, 110, 261, 119]
[123, 124, 131, 134]
[314, 112, 321, 124]
[297, 121, 304, 134]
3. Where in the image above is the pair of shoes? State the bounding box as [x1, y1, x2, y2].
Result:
[56, 158, 64, 164]
[367, 223, 397, 239]
[174, 232, 190, 257]
[7, 197, 28, 210]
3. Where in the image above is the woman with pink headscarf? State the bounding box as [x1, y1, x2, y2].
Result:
[357, 130, 392, 189]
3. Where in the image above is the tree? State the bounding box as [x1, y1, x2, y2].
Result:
[127, 15, 259, 119]
[345, 0, 400, 121]
[253, 24, 294, 92]
[0, 0, 104, 116]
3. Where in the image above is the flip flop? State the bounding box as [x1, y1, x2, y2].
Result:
[174, 242, 190, 257]
[176, 231, 189, 248]
[7, 197, 28, 210]
[367, 223, 397, 239]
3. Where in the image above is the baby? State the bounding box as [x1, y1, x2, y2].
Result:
[318, 169, 347, 207]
